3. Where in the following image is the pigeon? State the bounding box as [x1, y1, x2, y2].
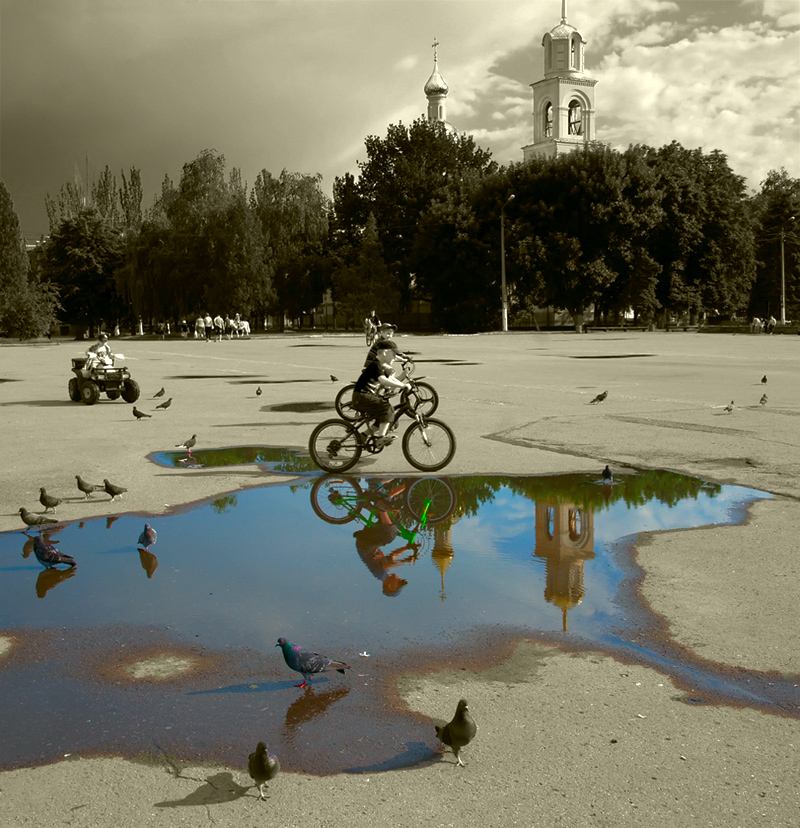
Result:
[153, 387, 166, 398]
[256, 386, 262, 397]
[760, 394, 768, 405]
[330, 374, 338, 382]
[75, 475, 103, 499]
[435, 699, 477, 767]
[19, 507, 58, 528]
[589, 390, 608, 405]
[176, 434, 197, 454]
[602, 465, 613, 484]
[39, 488, 61, 513]
[724, 400, 734, 413]
[156, 397, 172, 410]
[32, 535, 76, 569]
[761, 375, 767, 384]
[133, 406, 151, 420]
[104, 479, 127, 501]
[137, 523, 157, 551]
[248, 742, 280, 800]
[276, 637, 349, 689]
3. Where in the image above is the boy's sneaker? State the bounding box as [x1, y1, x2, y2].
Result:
[374, 434, 396, 448]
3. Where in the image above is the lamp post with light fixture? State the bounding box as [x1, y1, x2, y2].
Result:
[501, 194, 515, 332]
[780, 216, 795, 325]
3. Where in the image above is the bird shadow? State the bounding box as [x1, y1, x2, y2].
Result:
[186, 679, 297, 696]
[154, 772, 251, 808]
[341, 741, 439, 774]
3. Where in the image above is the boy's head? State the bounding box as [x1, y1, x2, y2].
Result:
[375, 342, 394, 364]
[377, 323, 396, 340]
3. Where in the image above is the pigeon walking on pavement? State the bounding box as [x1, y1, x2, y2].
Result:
[176, 434, 197, 455]
[589, 390, 608, 405]
[724, 400, 734, 413]
[256, 386, 262, 397]
[137, 523, 157, 551]
[32, 536, 76, 569]
[276, 637, 349, 689]
[761, 375, 767, 384]
[602, 465, 613, 484]
[156, 397, 172, 410]
[104, 479, 127, 501]
[330, 374, 338, 382]
[39, 488, 61, 513]
[133, 406, 151, 420]
[248, 742, 280, 800]
[435, 699, 477, 767]
[75, 475, 103, 499]
[760, 393, 768, 406]
[19, 507, 58, 529]
[153, 387, 166, 398]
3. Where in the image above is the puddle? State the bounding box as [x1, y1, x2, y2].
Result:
[148, 445, 318, 473]
[1, 465, 794, 776]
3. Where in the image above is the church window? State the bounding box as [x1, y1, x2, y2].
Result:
[544, 103, 553, 137]
[568, 100, 582, 135]
[570, 38, 576, 68]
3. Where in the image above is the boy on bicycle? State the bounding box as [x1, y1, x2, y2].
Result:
[352, 341, 411, 448]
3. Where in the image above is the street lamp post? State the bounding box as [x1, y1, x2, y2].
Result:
[501, 194, 515, 332]
[780, 216, 795, 325]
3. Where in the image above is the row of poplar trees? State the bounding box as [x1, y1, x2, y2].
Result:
[2, 119, 798, 337]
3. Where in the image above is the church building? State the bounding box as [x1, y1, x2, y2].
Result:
[522, 0, 597, 161]
[424, 38, 456, 133]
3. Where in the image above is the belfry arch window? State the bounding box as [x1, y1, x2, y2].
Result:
[570, 37, 576, 68]
[568, 100, 582, 135]
[544, 102, 553, 137]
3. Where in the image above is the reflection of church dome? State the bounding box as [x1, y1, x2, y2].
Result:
[424, 61, 449, 96]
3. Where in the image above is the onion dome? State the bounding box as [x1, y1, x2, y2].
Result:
[424, 59, 449, 96]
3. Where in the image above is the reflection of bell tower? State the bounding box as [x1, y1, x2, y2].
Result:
[533, 502, 595, 630]
[431, 523, 455, 600]
[522, 0, 597, 162]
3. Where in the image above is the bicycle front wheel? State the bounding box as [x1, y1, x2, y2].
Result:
[334, 383, 359, 421]
[409, 381, 438, 417]
[310, 475, 363, 524]
[402, 418, 456, 472]
[309, 419, 363, 472]
[405, 477, 457, 525]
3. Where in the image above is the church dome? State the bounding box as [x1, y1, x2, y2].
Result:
[424, 61, 449, 96]
[548, 21, 577, 39]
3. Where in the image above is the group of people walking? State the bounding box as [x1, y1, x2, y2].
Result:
[193, 313, 249, 340]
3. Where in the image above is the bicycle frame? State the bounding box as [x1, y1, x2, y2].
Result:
[326, 489, 432, 543]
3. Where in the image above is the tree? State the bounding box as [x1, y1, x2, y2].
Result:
[0, 179, 60, 338]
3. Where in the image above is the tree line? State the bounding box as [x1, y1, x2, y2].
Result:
[1, 119, 798, 338]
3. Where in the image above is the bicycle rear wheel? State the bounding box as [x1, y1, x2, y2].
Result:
[404, 477, 457, 525]
[402, 418, 456, 472]
[334, 383, 359, 421]
[309, 419, 363, 472]
[310, 476, 363, 524]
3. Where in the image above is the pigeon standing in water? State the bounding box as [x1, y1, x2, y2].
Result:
[32, 536, 76, 569]
[248, 742, 280, 800]
[276, 637, 349, 688]
[435, 699, 477, 767]
[104, 479, 127, 501]
[176, 434, 197, 455]
[153, 387, 166, 398]
[156, 397, 172, 410]
[39, 488, 61, 513]
[133, 406, 151, 420]
[589, 390, 608, 405]
[75, 475, 102, 499]
[760, 394, 768, 406]
[137, 523, 157, 551]
[19, 507, 58, 529]
[602, 465, 613, 484]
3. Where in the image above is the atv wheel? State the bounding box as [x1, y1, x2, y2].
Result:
[68, 378, 81, 402]
[121, 379, 140, 403]
[81, 381, 100, 405]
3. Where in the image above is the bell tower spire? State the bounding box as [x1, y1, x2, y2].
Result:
[424, 36, 450, 126]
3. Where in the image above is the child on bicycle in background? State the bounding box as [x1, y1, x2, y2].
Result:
[352, 341, 412, 448]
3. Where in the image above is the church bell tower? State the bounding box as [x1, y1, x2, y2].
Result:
[522, 0, 597, 161]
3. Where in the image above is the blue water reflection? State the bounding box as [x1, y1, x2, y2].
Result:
[0, 467, 786, 774]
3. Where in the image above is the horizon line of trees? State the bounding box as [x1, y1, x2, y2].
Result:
[2, 119, 798, 339]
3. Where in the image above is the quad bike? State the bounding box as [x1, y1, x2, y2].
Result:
[68, 355, 140, 405]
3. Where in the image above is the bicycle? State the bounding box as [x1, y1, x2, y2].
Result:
[334, 365, 439, 422]
[308, 387, 456, 473]
[310, 475, 457, 528]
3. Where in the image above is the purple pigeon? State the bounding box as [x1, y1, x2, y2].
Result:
[137, 523, 157, 551]
[275, 637, 349, 689]
[32, 536, 76, 569]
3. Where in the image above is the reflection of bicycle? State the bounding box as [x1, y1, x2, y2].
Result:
[309, 387, 456, 473]
[310, 476, 457, 536]
[335, 365, 439, 422]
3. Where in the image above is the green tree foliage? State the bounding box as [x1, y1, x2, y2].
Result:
[40, 208, 123, 334]
[748, 168, 800, 319]
[250, 169, 329, 329]
[0, 179, 61, 338]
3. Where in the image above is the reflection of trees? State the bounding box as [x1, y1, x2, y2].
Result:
[210, 494, 239, 514]
[164, 446, 318, 472]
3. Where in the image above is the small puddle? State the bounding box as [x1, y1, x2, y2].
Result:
[1, 461, 794, 776]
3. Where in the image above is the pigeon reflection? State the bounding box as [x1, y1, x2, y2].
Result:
[106, 516, 120, 530]
[138, 548, 159, 579]
[35, 566, 77, 598]
[22, 530, 62, 559]
[284, 685, 349, 731]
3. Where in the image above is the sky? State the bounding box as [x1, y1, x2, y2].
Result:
[2, 0, 799, 242]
